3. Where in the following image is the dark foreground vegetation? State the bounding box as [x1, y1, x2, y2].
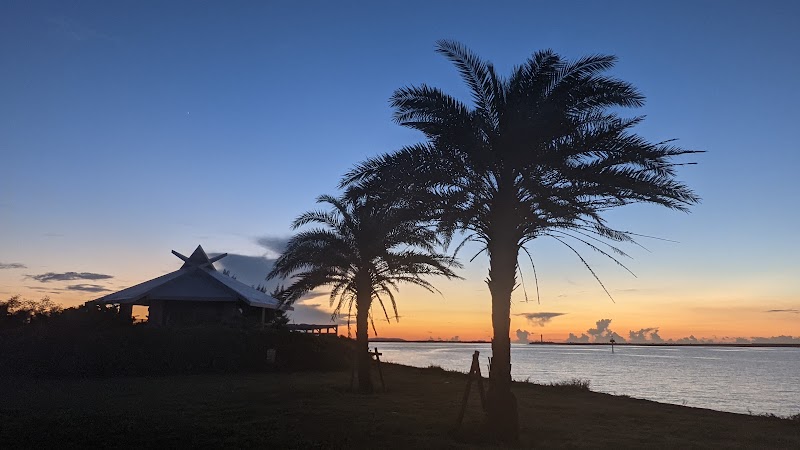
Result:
[0, 296, 352, 376]
[1, 363, 797, 448]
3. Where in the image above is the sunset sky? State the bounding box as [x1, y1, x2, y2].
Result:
[2, 1, 798, 342]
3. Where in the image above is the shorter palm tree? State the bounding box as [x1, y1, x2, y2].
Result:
[267, 194, 461, 392]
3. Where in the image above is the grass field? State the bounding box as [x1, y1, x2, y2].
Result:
[1, 363, 798, 448]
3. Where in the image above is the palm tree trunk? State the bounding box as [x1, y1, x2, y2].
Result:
[485, 207, 520, 442]
[355, 278, 373, 393]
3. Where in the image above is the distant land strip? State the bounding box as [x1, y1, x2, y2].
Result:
[368, 338, 800, 348]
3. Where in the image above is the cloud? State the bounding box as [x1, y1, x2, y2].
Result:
[210, 235, 291, 289]
[514, 329, 530, 344]
[644, 334, 800, 345]
[566, 319, 800, 344]
[213, 239, 345, 329]
[765, 309, 799, 314]
[628, 327, 665, 343]
[749, 335, 800, 344]
[212, 253, 276, 286]
[586, 319, 626, 342]
[566, 333, 590, 343]
[255, 236, 290, 259]
[573, 318, 627, 343]
[27, 272, 113, 283]
[516, 312, 566, 327]
[65, 284, 111, 293]
[25, 286, 54, 292]
[0, 262, 26, 269]
[670, 335, 715, 344]
[287, 298, 346, 328]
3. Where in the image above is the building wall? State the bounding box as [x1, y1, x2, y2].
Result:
[147, 301, 240, 327]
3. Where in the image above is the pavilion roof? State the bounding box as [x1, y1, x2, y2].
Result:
[92, 245, 288, 310]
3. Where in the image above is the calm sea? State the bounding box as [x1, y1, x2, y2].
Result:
[373, 342, 800, 417]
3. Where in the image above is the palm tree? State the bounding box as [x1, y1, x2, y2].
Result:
[342, 41, 700, 440]
[267, 194, 461, 393]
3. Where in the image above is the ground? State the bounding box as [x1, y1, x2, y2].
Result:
[1, 364, 798, 448]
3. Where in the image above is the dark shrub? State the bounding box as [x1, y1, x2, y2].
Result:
[0, 324, 353, 377]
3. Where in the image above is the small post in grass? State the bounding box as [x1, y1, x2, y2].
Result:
[371, 347, 386, 392]
[454, 350, 487, 430]
[350, 347, 386, 392]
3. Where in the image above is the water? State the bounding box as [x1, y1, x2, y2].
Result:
[374, 342, 800, 417]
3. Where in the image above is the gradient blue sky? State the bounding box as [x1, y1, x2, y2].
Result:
[1, 1, 798, 340]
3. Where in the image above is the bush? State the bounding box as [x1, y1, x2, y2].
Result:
[0, 295, 351, 377]
[545, 378, 592, 391]
[0, 324, 353, 377]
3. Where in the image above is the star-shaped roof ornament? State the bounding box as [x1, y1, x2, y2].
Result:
[171, 245, 227, 270]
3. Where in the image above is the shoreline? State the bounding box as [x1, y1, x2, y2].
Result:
[371, 339, 800, 348]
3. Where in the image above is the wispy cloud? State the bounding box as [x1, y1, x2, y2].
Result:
[765, 309, 799, 314]
[65, 284, 111, 293]
[27, 272, 113, 283]
[516, 312, 566, 327]
[0, 262, 26, 270]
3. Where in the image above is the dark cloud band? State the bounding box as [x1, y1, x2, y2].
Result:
[0, 262, 27, 269]
[516, 312, 566, 327]
[65, 284, 112, 293]
[27, 272, 113, 283]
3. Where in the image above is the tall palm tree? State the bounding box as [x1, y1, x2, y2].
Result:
[342, 41, 701, 440]
[267, 194, 461, 393]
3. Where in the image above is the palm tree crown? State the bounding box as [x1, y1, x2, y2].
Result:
[267, 193, 461, 392]
[268, 194, 460, 329]
[342, 40, 701, 439]
[344, 40, 701, 297]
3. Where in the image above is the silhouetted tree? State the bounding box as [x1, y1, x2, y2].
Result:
[342, 41, 700, 440]
[267, 194, 460, 392]
[222, 268, 237, 279]
[1, 295, 63, 329]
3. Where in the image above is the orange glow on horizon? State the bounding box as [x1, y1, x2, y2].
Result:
[6, 279, 798, 344]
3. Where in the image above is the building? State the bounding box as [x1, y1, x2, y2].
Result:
[92, 245, 289, 326]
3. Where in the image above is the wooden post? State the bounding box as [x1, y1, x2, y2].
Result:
[454, 351, 487, 430]
[372, 347, 385, 392]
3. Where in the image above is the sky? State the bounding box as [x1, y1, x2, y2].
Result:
[1, 1, 798, 343]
